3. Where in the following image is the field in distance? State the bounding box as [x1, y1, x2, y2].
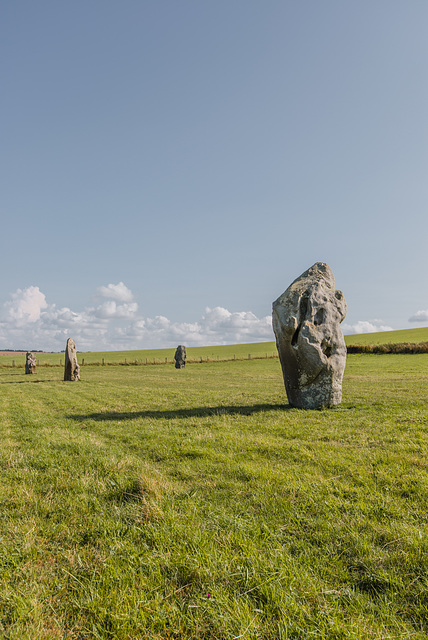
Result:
[0, 342, 279, 367]
[344, 325, 428, 346]
[1, 326, 427, 368]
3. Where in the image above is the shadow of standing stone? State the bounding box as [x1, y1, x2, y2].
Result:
[25, 352, 36, 374]
[64, 338, 80, 381]
[174, 345, 186, 369]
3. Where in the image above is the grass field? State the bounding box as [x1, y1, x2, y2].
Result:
[1, 327, 428, 370]
[0, 343, 278, 368]
[1, 352, 428, 639]
[344, 327, 428, 347]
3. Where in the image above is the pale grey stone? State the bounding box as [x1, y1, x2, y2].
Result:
[25, 352, 36, 374]
[272, 262, 347, 409]
[64, 338, 80, 381]
[174, 345, 186, 369]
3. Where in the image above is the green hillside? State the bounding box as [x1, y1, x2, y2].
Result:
[2, 327, 427, 368]
[0, 342, 278, 368]
[344, 326, 428, 346]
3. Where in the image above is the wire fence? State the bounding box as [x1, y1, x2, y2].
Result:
[2, 342, 427, 370]
[0, 352, 280, 369]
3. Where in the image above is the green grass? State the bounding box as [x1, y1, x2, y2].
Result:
[0, 354, 428, 638]
[0, 342, 279, 368]
[2, 327, 427, 370]
[344, 326, 428, 346]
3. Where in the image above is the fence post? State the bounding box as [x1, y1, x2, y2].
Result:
[146, 358, 147, 365]
[82, 358, 84, 365]
[12, 360, 15, 367]
[248, 353, 251, 360]
[102, 358, 105, 366]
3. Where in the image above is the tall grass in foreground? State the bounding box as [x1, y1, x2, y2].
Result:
[0, 355, 427, 638]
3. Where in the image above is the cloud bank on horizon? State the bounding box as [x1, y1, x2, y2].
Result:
[0, 283, 424, 351]
[341, 320, 393, 334]
[409, 310, 428, 323]
[0, 283, 273, 351]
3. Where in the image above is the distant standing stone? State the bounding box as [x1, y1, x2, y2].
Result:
[25, 352, 36, 374]
[64, 338, 80, 381]
[272, 262, 347, 409]
[174, 345, 186, 369]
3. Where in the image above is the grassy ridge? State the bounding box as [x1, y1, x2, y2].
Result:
[2, 327, 427, 369]
[0, 355, 428, 638]
[0, 342, 279, 368]
[344, 326, 428, 346]
[0, 328, 426, 371]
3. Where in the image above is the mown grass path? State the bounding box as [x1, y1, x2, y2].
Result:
[0, 355, 427, 639]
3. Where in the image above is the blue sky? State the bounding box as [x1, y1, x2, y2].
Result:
[1, 1, 427, 351]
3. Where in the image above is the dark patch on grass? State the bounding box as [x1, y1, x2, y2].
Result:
[349, 562, 390, 596]
[180, 450, 205, 459]
[68, 402, 290, 422]
[0, 379, 58, 384]
[50, 443, 83, 456]
[108, 479, 145, 504]
[174, 564, 204, 589]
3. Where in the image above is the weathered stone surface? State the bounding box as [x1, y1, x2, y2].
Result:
[25, 352, 36, 374]
[174, 345, 186, 369]
[272, 262, 347, 409]
[64, 338, 80, 381]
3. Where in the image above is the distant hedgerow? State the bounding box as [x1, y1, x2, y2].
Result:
[347, 342, 428, 354]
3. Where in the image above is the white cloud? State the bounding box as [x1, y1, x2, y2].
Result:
[96, 282, 134, 303]
[0, 287, 274, 352]
[120, 307, 273, 348]
[146, 315, 170, 330]
[409, 310, 428, 323]
[92, 301, 138, 319]
[201, 307, 273, 343]
[342, 319, 393, 334]
[4, 286, 410, 351]
[3, 286, 48, 323]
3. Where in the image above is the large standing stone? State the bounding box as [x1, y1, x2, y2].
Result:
[64, 338, 80, 381]
[272, 262, 347, 409]
[174, 345, 186, 369]
[25, 352, 36, 374]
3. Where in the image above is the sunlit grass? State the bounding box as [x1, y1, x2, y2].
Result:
[0, 354, 427, 638]
[0, 342, 278, 368]
[344, 326, 428, 346]
[1, 326, 428, 370]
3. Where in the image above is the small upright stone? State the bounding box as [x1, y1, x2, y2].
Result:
[25, 352, 36, 374]
[272, 262, 347, 409]
[64, 338, 80, 381]
[174, 345, 186, 369]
